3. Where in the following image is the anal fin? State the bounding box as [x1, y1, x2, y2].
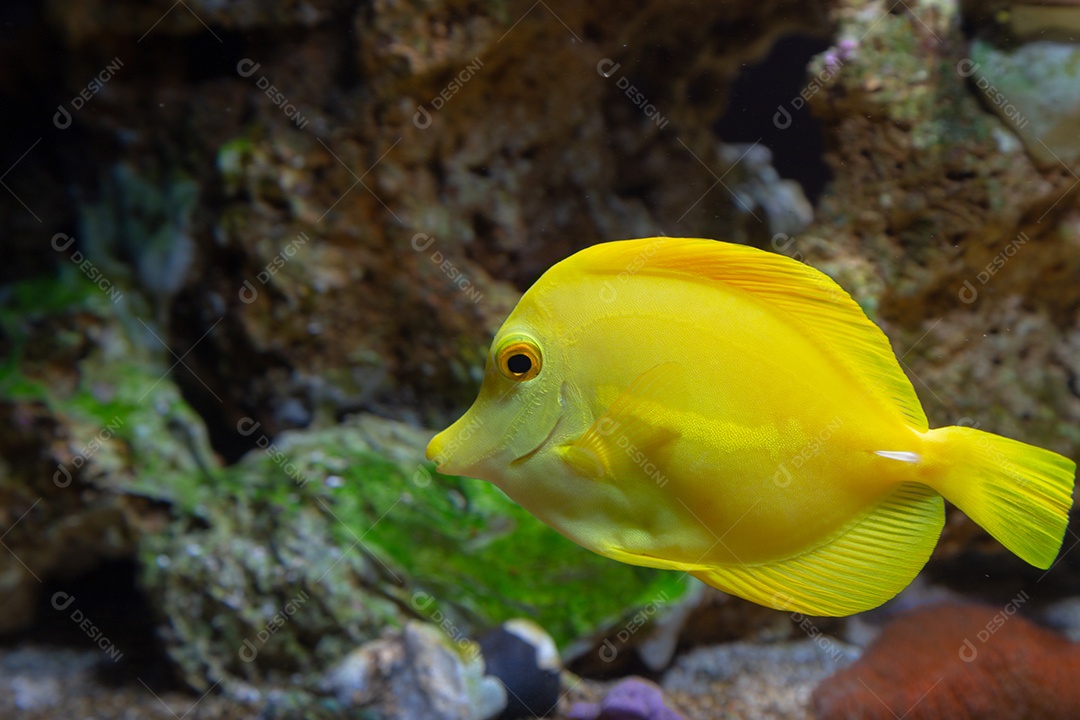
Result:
[692, 483, 944, 616]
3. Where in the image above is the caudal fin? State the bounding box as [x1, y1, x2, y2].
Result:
[927, 425, 1075, 569]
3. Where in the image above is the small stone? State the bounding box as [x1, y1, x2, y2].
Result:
[969, 38, 1080, 168]
[479, 619, 561, 719]
[568, 677, 682, 720]
[324, 620, 506, 720]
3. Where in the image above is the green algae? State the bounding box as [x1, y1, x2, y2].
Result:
[1, 270, 215, 495]
[4, 270, 688, 694]
[145, 414, 690, 691]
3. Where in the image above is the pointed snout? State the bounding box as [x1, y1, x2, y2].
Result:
[425, 432, 448, 469]
[425, 412, 490, 478]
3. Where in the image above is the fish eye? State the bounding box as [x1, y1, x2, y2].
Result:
[496, 336, 542, 382]
[507, 353, 532, 374]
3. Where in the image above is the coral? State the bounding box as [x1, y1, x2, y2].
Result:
[2, 0, 1080, 714]
[0, 269, 690, 692]
[5, 0, 835, 447]
[6, 0, 1076, 464]
[800, 0, 1080, 568]
[812, 603, 1080, 720]
[569, 677, 684, 720]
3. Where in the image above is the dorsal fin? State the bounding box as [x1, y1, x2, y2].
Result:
[566, 237, 928, 430]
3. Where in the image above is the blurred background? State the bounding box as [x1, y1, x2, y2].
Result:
[1, 0, 1079, 718]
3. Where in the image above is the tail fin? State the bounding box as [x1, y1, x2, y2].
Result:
[926, 426, 1075, 569]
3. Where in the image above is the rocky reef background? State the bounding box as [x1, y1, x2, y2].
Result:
[1, 0, 1079, 718]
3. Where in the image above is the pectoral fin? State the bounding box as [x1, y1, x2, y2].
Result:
[559, 362, 681, 480]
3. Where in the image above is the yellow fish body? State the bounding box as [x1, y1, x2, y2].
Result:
[426, 237, 1076, 616]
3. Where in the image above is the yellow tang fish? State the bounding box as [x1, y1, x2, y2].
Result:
[426, 237, 1076, 616]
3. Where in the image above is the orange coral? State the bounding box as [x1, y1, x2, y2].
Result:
[812, 602, 1080, 720]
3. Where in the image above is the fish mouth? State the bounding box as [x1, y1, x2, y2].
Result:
[511, 414, 561, 466]
[425, 433, 445, 466]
